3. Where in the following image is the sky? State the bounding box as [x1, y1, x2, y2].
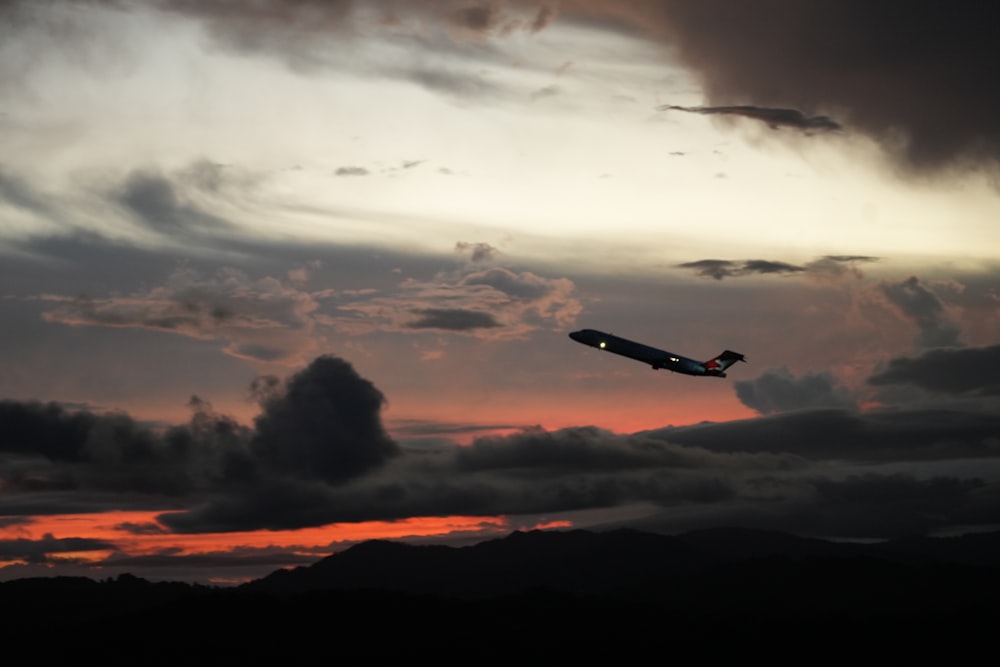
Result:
[1, 0, 999, 585]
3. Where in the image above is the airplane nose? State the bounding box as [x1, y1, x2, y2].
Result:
[568, 331, 583, 342]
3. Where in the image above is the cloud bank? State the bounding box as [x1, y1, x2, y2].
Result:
[3, 349, 999, 545]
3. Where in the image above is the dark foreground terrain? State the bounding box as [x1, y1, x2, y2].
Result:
[6, 527, 1000, 664]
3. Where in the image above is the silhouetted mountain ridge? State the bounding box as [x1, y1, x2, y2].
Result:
[242, 525, 1000, 598]
[245, 527, 712, 596]
[6, 526, 1000, 663]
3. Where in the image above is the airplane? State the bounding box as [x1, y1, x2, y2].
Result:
[568, 328, 746, 378]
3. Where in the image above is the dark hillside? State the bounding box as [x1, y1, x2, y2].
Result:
[6, 527, 1000, 664]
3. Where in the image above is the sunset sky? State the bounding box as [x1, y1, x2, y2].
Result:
[2, 0, 999, 585]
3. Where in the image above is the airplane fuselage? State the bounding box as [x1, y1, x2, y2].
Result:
[568, 329, 744, 377]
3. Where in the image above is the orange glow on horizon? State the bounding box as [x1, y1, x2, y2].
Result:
[0, 511, 568, 563]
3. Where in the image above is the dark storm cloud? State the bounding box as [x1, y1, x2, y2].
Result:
[5, 354, 1000, 540]
[735, 367, 858, 415]
[660, 104, 840, 133]
[405, 308, 501, 331]
[601, 0, 1000, 173]
[642, 407, 1000, 463]
[881, 276, 962, 348]
[159, 412, 1000, 539]
[793, 474, 995, 539]
[0, 397, 249, 498]
[0, 400, 107, 463]
[869, 345, 1000, 397]
[0, 355, 399, 514]
[160, 425, 804, 532]
[454, 425, 798, 473]
[627, 472, 999, 541]
[250, 356, 400, 484]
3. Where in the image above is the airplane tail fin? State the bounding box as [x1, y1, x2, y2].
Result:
[703, 350, 746, 377]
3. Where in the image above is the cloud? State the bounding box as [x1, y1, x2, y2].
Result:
[4, 358, 1000, 541]
[868, 345, 1000, 397]
[405, 308, 501, 331]
[115, 169, 230, 233]
[0, 534, 117, 563]
[8, 2, 997, 175]
[660, 104, 841, 132]
[823, 255, 880, 263]
[249, 355, 400, 485]
[162, 424, 807, 532]
[735, 367, 858, 415]
[627, 472, 995, 540]
[0, 397, 249, 498]
[40, 266, 325, 365]
[643, 407, 1000, 464]
[143, 0, 549, 100]
[161, 407, 1000, 536]
[677, 258, 804, 280]
[531, 84, 561, 101]
[455, 241, 499, 263]
[335, 167, 370, 177]
[803, 255, 879, 280]
[454, 425, 794, 474]
[151, 0, 554, 43]
[677, 255, 880, 281]
[335, 265, 581, 339]
[594, 1, 1000, 174]
[448, 4, 502, 33]
[0, 354, 399, 519]
[32, 252, 580, 359]
[167, 0, 556, 41]
[881, 276, 963, 348]
[0, 169, 51, 215]
[388, 418, 525, 449]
